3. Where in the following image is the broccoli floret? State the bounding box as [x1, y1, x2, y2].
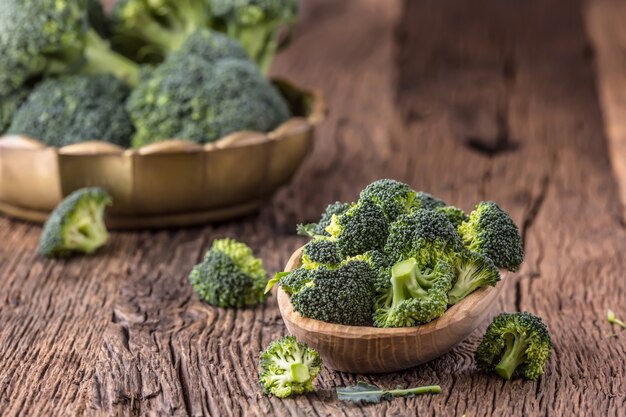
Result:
[414, 191, 446, 210]
[348, 250, 390, 294]
[0, 0, 141, 95]
[8, 75, 134, 147]
[359, 179, 417, 222]
[275, 268, 311, 296]
[436, 205, 469, 228]
[385, 209, 463, 266]
[301, 238, 343, 269]
[209, 0, 299, 73]
[110, 0, 210, 61]
[259, 335, 322, 398]
[374, 258, 453, 328]
[189, 238, 268, 308]
[39, 187, 112, 257]
[475, 312, 552, 380]
[177, 29, 250, 63]
[325, 200, 389, 257]
[458, 201, 524, 271]
[1, 87, 30, 134]
[287, 260, 375, 326]
[448, 251, 500, 305]
[297, 201, 351, 238]
[127, 55, 291, 146]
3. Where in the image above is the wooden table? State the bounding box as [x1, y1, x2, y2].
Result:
[2, 0, 626, 415]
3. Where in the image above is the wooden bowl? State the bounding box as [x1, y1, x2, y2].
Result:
[277, 248, 504, 373]
[0, 79, 325, 228]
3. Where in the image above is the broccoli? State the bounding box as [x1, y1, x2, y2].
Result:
[384, 209, 463, 266]
[177, 29, 250, 63]
[8, 75, 134, 147]
[436, 205, 469, 228]
[0, 0, 141, 96]
[259, 336, 321, 398]
[1, 87, 30, 134]
[189, 238, 268, 308]
[127, 54, 291, 146]
[414, 191, 446, 210]
[301, 238, 343, 270]
[208, 0, 299, 73]
[297, 201, 351, 237]
[475, 312, 552, 380]
[374, 258, 453, 328]
[458, 201, 524, 271]
[448, 251, 500, 305]
[284, 260, 375, 326]
[110, 0, 211, 61]
[325, 200, 389, 257]
[39, 188, 112, 257]
[359, 179, 418, 222]
[348, 250, 390, 294]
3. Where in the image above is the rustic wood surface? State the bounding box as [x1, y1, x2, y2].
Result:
[2, 0, 626, 415]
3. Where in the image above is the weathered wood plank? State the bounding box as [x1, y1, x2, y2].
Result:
[1, 0, 625, 416]
[585, 0, 626, 222]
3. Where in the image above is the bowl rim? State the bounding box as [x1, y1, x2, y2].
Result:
[0, 77, 326, 156]
[277, 246, 504, 339]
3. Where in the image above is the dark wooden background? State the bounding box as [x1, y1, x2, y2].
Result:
[2, 0, 626, 415]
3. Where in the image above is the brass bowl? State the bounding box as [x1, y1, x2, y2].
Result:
[277, 247, 504, 373]
[0, 79, 325, 228]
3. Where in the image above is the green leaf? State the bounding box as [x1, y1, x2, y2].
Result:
[336, 381, 441, 404]
[264, 271, 290, 294]
[296, 223, 318, 237]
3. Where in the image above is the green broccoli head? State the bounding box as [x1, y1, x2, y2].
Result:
[325, 200, 389, 257]
[301, 238, 343, 270]
[8, 75, 134, 147]
[177, 29, 250, 62]
[385, 209, 463, 266]
[374, 258, 453, 328]
[347, 250, 391, 294]
[189, 238, 268, 308]
[435, 205, 469, 228]
[209, 0, 299, 73]
[286, 260, 375, 326]
[296, 201, 351, 238]
[259, 335, 322, 398]
[127, 55, 291, 146]
[39, 187, 112, 257]
[475, 312, 552, 380]
[448, 250, 500, 305]
[359, 179, 418, 222]
[458, 201, 524, 271]
[414, 191, 446, 210]
[1, 87, 30, 134]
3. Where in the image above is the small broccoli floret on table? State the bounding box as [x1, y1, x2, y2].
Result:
[385, 209, 463, 266]
[435, 205, 469, 228]
[414, 191, 446, 210]
[288, 260, 375, 326]
[39, 188, 112, 257]
[127, 55, 291, 146]
[209, 0, 299, 73]
[189, 238, 269, 308]
[359, 179, 418, 222]
[301, 238, 343, 270]
[374, 258, 454, 328]
[259, 335, 322, 398]
[325, 200, 389, 257]
[8, 75, 134, 147]
[297, 201, 351, 238]
[475, 312, 552, 380]
[448, 251, 500, 305]
[458, 201, 524, 271]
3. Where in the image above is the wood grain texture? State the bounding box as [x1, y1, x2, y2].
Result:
[1, 0, 626, 415]
[277, 248, 504, 373]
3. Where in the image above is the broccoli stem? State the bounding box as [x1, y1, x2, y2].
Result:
[290, 363, 310, 383]
[495, 333, 529, 380]
[81, 30, 141, 87]
[384, 385, 442, 397]
[448, 268, 481, 305]
[65, 203, 109, 254]
[390, 258, 427, 307]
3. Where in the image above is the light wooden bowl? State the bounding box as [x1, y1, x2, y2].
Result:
[277, 248, 504, 373]
[0, 79, 325, 228]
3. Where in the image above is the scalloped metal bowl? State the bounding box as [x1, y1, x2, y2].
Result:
[0, 79, 325, 228]
[277, 247, 505, 373]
